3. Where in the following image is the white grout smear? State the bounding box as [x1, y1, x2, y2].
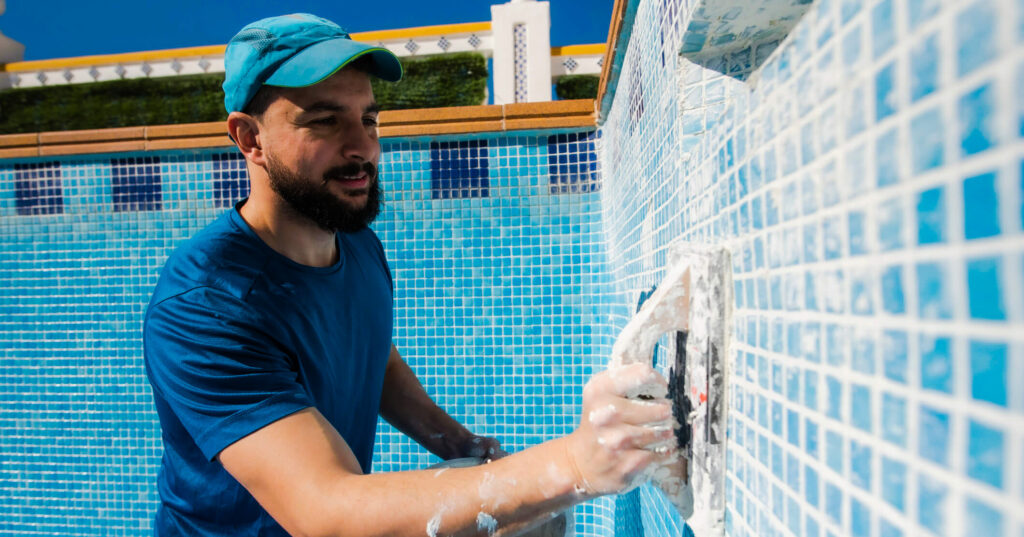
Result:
[425, 512, 441, 537]
[476, 512, 498, 536]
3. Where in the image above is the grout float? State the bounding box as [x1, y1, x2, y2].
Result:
[607, 241, 731, 536]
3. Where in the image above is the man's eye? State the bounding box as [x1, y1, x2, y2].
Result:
[364, 117, 379, 127]
[311, 117, 336, 125]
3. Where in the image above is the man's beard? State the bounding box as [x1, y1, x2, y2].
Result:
[264, 154, 382, 233]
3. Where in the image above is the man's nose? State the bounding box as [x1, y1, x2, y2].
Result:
[340, 122, 378, 162]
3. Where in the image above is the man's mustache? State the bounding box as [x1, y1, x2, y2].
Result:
[323, 162, 377, 183]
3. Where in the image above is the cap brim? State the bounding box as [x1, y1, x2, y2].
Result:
[264, 38, 403, 87]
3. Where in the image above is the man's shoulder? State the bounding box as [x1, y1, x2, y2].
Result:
[151, 210, 267, 308]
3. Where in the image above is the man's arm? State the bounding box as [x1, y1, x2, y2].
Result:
[218, 363, 678, 537]
[379, 345, 503, 460]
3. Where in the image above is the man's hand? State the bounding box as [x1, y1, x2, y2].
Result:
[563, 363, 678, 497]
[453, 433, 507, 461]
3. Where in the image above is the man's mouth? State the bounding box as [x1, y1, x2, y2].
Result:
[333, 173, 370, 190]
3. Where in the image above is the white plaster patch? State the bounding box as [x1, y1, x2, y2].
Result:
[476, 512, 498, 536]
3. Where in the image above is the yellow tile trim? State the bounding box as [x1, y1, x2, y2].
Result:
[350, 22, 491, 42]
[3, 45, 227, 72]
[550, 44, 606, 56]
[0, 100, 596, 158]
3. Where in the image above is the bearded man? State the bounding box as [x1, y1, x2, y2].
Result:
[143, 13, 677, 537]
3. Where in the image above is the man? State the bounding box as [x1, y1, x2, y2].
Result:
[144, 13, 678, 536]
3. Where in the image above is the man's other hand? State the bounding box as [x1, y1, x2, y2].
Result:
[454, 433, 507, 461]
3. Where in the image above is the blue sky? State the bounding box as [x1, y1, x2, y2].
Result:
[4, 0, 615, 61]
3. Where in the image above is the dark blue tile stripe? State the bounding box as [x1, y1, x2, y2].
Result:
[548, 131, 600, 194]
[13, 162, 64, 216]
[212, 152, 249, 208]
[429, 139, 490, 200]
[110, 157, 162, 212]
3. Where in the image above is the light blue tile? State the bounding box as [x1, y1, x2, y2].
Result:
[967, 420, 1005, 489]
[876, 62, 898, 120]
[907, 0, 942, 28]
[850, 384, 872, 432]
[956, 0, 999, 76]
[787, 409, 801, 447]
[919, 405, 951, 466]
[851, 497, 871, 537]
[826, 430, 844, 473]
[881, 457, 907, 511]
[911, 108, 945, 173]
[827, 324, 848, 366]
[963, 171, 1001, 240]
[804, 370, 819, 411]
[852, 332, 876, 373]
[918, 475, 948, 534]
[878, 197, 903, 250]
[916, 186, 946, 244]
[804, 223, 820, 262]
[824, 216, 844, 259]
[788, 495, 801, 535]
[883, 330, 908, 383]
[877, 128, 901, 187]
[967, 256, 1006, 320]
[911, 34, 940, 102]
[806, 515, 822, 537]
[920, 335, 954, 394]
[850, 272, 874, 315]
[806, 271, 819, 311]
[872, 0, 896, 58]
[881, 265, 906, 314]
[850, 440, 872, 491]
[959, 82, 997, 156]
[825, 482, 843, 525]
[848, 211, 868, 256]
[879, 518, 903, 537]
[827, 376, 844, 421]
[806, 466, 820, 507]
[805, 418, 820, 458]
[965, 497, 1004, 536]
[847, 85, 868, 138]
[917, 262, 953, 319]
[882, 393, 907, 447]
[841, 0, 862, 23]
[970, 339, 1008, 406]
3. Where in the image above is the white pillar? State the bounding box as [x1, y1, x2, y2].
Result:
[490, 0, 552, 104]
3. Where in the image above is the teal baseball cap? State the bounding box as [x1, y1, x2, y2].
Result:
[223, 13, 403, 114]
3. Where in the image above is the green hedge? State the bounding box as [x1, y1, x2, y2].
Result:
[0, 52, 489, 134]
[555, 75, 599, 100]
[372, 52, 487, 111]
[0, 74, 226, 134]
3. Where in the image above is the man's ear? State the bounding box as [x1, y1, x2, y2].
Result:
[227, 112, 265, 166]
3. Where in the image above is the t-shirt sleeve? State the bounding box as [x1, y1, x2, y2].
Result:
[144, 286, 313, 461]
[368, 230, 394, 295]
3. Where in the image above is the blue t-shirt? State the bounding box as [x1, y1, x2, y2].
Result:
[144, 205, 393, 536]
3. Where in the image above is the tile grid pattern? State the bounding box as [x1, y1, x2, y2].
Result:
[599, 0, 1024, 536]
[0, 130, 615, 536]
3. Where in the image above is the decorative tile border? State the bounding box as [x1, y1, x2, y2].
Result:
[0, 100, 597, 160]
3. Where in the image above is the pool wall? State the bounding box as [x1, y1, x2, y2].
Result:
[597, 0, 1024, 535]
[0, 131, 616, 535]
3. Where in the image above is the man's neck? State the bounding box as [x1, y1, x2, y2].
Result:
[238, 196, 339, 268]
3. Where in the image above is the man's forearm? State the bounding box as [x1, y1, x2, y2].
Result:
[318, 437, 583, 537]
[379, 345, 477, 459]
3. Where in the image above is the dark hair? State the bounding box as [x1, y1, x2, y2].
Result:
[242, 54, 379, 117]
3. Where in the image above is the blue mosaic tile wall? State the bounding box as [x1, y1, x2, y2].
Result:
[0, 130, 616, 536]
[599, 0, 1024, 536]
